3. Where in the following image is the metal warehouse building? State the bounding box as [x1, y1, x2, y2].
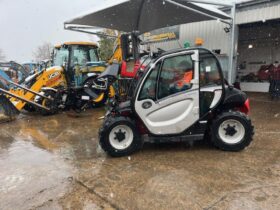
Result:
[147, 0, 280, 92]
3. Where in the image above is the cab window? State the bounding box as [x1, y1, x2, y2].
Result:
[71, 46, 89, 67]
[199, 50, 223, 116]
[53, 47, 69, 66]
[158, 54, 194, 99]
[89, 48, 99, 62]
[199, 50, 222, 87]
[70, 46, 99, 67]
[138, 62, 161, 101]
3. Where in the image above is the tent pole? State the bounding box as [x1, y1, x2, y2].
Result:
[228, 3, 236, 84]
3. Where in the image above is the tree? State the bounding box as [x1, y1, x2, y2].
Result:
[0, 49, 6, 61]
[33, 42, 52, 62]
[97, 29, 117, 61]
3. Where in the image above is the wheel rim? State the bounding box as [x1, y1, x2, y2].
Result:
[109, 125, 134, 150]
[218, 119, 245, 144]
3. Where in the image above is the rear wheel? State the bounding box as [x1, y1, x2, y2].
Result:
[99, 116, 143, 157]
[210, 111, 254, 151]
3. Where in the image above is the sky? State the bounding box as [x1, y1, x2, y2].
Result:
[0, 0, 112, 62]
[0, 0, 246, 62]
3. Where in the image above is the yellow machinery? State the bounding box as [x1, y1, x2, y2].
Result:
[8, 66, 67, 111]
[0, 42, 115, 115]
[108, 34, 140, 67]
[108, 35, 123, 64]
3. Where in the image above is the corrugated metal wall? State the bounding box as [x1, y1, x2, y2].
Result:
[145, 1, 280, 55]
[236, 1, 280, 24]
[147, 21, 231, 55]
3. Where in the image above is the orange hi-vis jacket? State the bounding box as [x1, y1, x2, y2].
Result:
[177, 71, 193, 88]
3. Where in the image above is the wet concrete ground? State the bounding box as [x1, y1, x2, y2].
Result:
[0, 93, 279, 210]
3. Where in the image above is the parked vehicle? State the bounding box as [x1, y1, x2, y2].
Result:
[99, 48, 254, 157]
[257, 64, 273, 81]
[0, 61, 29, 84]
[0, 42, 115, 116]
[22, 62, 40, 75]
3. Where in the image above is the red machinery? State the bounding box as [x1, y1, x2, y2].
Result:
[258, 64, 273, 81]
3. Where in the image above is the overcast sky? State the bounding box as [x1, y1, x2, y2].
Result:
[0, 0, 107, 62]
[0, 0, 242, 62]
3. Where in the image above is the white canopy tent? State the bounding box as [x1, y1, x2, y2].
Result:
[65, 0, 231, 33]
[64, 0, 237, 83]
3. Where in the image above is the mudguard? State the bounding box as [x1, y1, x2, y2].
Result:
[221, 87, 247, 109]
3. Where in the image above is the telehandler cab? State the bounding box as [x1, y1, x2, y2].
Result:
[99, 48, 254, 157]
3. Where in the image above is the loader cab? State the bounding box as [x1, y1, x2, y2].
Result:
[53, 42, 101, 86]
[134, 48, 225, 135]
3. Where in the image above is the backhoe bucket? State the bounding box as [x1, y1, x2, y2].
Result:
[0, 78, 19, 122]
[0, 95, 19, 122]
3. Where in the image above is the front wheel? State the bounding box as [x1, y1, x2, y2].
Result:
[99, 116, 143, 157]
[210, 111, 254, 151]
[38, 90, 59, 116]
[23, 104, 36, 112]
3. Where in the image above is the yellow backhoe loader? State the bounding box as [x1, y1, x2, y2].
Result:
[0, 42, 116, 118]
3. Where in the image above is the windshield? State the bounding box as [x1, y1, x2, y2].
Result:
[53, 47, 69, 66]
[70, 45, 99, 67]
[126, 56, 155, 99]
[53, 45, 99, 67]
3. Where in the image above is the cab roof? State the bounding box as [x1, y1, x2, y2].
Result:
[55, 41, 98, 48]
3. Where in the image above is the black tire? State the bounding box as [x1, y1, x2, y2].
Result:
[210, 111, 254, 151]
[99, 116, 143, 157]
[38, 90, 59, 116]
[23, 104, 36, 112]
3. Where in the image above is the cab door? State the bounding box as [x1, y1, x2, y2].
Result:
[135, 50, 200, 135]
[199, 50, 225, 117]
